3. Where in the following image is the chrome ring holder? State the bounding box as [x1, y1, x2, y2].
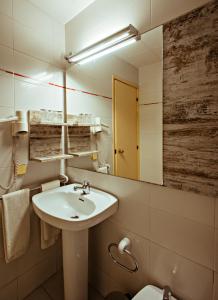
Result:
[108, 241, 139, 273]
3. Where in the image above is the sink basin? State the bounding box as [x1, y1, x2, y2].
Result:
[32, 183, 118, 300]
[32, 183, 118, 231]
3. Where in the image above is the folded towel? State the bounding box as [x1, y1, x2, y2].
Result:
[40, 180, 60, 249]
[1, 189, 30, 263]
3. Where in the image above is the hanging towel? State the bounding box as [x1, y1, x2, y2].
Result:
[40, 180, 61, 249]
[1, 189, 30, 263]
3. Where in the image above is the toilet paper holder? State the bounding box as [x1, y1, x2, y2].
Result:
[108, 238, 139, 273]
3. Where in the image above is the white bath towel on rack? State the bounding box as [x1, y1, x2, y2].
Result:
[1, 189, 30, 263]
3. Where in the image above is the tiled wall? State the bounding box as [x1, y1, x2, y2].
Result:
[0, 0, 65, 298]
[67, 167, 217, 300]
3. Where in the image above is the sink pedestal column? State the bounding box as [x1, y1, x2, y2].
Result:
[62, 229, 88, 300]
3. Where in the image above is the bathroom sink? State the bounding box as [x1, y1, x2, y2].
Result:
[32, 182, 118, 300]
[32, 183, 118, 231]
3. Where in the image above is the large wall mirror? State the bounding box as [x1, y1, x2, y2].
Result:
[66, 25, 163, 185]
[66, 0, 217, 197]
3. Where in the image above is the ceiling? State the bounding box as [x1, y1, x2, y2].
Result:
[28, 0, 96, 24]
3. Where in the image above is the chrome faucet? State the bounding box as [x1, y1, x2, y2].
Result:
[163, 286, 172, 300]
[74, 180, 90, 195]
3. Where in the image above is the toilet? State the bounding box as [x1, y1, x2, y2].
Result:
[132, 285, 178, 300]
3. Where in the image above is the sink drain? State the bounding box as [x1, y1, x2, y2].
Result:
[70, 215, 79, 219]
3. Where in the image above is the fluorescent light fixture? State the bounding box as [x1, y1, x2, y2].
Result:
[79, 36, 137, 65]
[65, 24, 140, 65]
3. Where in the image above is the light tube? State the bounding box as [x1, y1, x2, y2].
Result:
[70, 32, 130, 62]
[78, 37, 137, 65]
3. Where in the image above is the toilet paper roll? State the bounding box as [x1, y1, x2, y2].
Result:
[41, 180, 60, 192]
[118, 237, 131, 254]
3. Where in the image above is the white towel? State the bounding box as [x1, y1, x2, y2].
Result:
[40, 180, 60, 249]
[1, 189, 30, 263]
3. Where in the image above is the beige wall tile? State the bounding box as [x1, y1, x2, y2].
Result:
[0, 0, 12, 17]
[0, 106, 14, 118]
[14, 22, 53, 64]
[213, 272, 218, 300]
[0, 280, 18, 300]
[52, 21, 66, 69]
[0, 257, 19, 289]
[22, 161, 61, 187]
[150, 185, 215, 226]
[18, 256, 56, 300]
[42, 272, 64, 300]
[0, 44, 14, 70]
[150, 208, 214, 268]
[149, 242, 213, 300]
[13, 0, 52, 34]
[89, 266, 122, 297]
[24, 287, 50, 300]
[0, 14, 13, 48]
[0, 73, 14, 108]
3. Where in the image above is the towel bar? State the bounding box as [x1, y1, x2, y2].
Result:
[0, 175, 68, 200]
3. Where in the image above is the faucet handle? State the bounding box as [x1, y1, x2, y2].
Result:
[163, 286, 172, 300]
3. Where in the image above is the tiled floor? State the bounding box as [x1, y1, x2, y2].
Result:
[24, 272, 104, 300]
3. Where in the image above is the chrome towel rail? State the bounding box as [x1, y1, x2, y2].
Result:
[108, 242, 139, 273]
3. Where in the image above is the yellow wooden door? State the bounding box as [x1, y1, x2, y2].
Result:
[113, 78, 138, 180]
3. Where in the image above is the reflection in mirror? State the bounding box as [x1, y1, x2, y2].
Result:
[66, 26, 163, 185]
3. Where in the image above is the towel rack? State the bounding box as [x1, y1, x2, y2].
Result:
[108, 242, 139, 273]
[0, 175, 68, 200]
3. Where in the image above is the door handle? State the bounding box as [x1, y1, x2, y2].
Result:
[118, 149, 124, 154]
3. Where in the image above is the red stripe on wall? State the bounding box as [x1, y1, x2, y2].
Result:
[0, 67, 112, 100]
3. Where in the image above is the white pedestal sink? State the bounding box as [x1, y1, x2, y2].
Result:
[32, 183, 118, 300]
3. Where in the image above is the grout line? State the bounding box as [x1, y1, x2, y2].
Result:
[41, 286, 53, 300]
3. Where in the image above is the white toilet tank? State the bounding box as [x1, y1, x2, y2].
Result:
[132, 285, 178, 300]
